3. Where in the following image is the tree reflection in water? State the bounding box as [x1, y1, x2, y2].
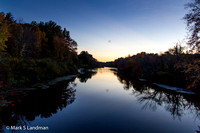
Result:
[0, 77, 76, 132]
[77, 69, 97, 83]
[1, 68, 200, 132]
[115, 71, 200, 120]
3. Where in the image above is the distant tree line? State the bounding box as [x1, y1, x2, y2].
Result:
[105, 49, 200, 91]
[104, 0, 200, 92]
[0, 12, 98, 86]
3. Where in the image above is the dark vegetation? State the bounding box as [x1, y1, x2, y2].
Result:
[1, 68, 200, 132]
[115, 71, 200, 120]
[0, 12, 98, 86]
[105, 0, 200, 92]
[0, 77, 76, 132]
[78, 51, 102, 68]
[105, 49, 200, 91]
[0, 0, 199, 92]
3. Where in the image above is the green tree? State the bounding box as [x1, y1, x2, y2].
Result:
[0, 12, 10, 56]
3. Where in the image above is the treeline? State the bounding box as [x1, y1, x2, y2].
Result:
[105, 0, 200, 92]
[105, 47, 200, 91]
[0, 12, 98, 86]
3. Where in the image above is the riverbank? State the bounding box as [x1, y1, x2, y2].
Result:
[105, 53, 200, 92]
[1, 67, 199, 133]
[0, 58, 78, 87]
[0, 73, 77, 109]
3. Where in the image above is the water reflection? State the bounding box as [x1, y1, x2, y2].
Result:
[115, 71, 200, 120]
[0, 77, 76, 132]
[1, 68, 200, 133]
[77, 69, 97, 83]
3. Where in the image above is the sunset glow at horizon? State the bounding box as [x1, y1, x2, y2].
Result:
[0, 0, 190, 62]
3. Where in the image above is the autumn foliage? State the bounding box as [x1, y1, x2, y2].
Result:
[0, 12, 95, 86]
[105, 50, 200, 92]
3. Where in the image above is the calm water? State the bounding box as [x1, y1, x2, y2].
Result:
[1, 67, 200, 133]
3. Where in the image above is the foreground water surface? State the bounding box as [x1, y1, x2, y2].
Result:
[1, 67, 200, 133]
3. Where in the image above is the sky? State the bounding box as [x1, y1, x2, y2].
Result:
[0, 0, 190, 62]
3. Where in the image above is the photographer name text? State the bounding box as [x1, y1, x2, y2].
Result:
[6, 125, 49, 131]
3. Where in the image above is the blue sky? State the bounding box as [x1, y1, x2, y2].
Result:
[0, 0, 190, 61]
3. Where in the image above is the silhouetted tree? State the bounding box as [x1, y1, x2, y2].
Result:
[78, 51, 98, 68]
[184, 0, 200, 53]
[5, 12, 15, 24]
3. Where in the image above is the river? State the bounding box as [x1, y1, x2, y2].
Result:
[1, 67, 200, 133]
